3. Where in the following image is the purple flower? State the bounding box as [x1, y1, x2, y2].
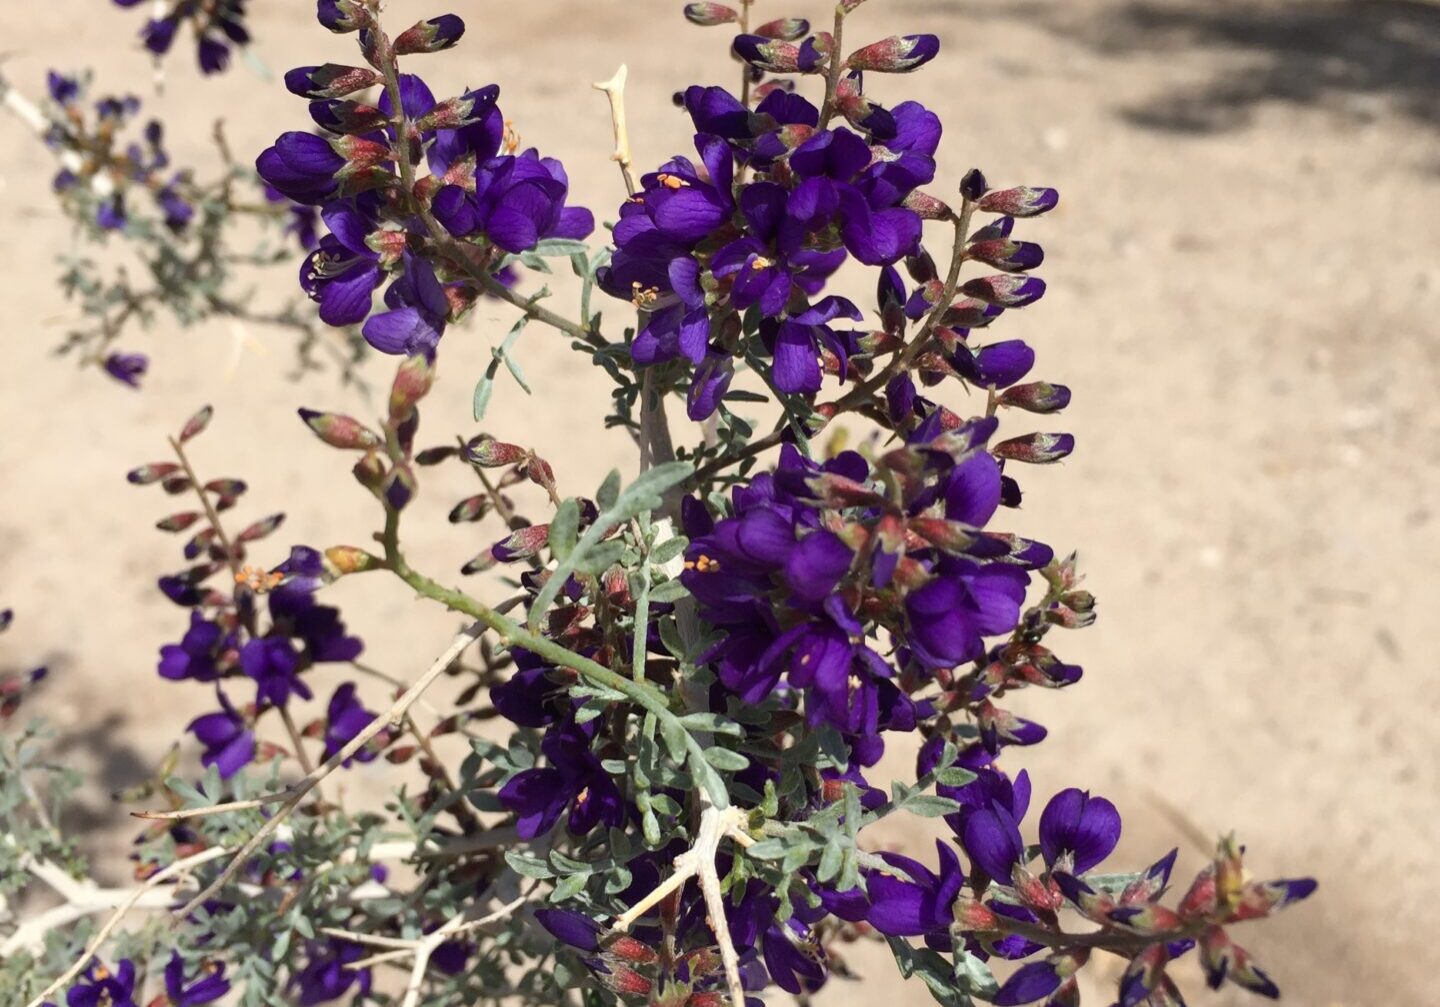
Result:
[904, 560, 1028, 669]
[298, 200, 385, 326]
[158, 611, 231, 682]
[361, 254, 450, 355]
[864, 840, 966, 939]
[1038, 788, 1121, 873]
[960, 800, 1026, 883]
[432, 149, 594, 253]
[993, 960, 1064, 1006]
[102, 352, 148, 388]
[65, 959, 138, 1007]
[322, 682, 378, 764]
[241, 637, 310, 708]
[46, 71, 79, 105]
[256, 132, 345, 205]
[498, 720, 625, 839]
[187, 690, 254, 779]
[164, 953, 230, 1006]
[293, 940, 372, 1005]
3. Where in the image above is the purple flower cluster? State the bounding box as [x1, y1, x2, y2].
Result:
[256, 7, 592, 355]
[43, 72, 193, 234]
[111, 0, 251, 75]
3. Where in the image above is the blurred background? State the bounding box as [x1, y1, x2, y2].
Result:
[2, 0, 1437, 1003]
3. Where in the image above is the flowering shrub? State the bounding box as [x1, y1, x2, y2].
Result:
[0, 2, 1314, 1007]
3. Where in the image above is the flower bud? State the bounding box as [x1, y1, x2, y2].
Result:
[157, 512, 202, 533]
[804, 473, 885, 508]
[959, 168, 988, 202]
[492, 524, 550, 562]
[961, 275, 1047, 308]
[993, 432, 1075, 464]
[298, 408, 382, 449]
[389, 353, 435, 423]
[977, 186, 1059, 217]
[908, 518, 977, 553]
[905, 246, 939, 285]
[353, 451, 386, 491]
[393, 14, 466, 55]
[892, 189, 947, 221]
[308, 99, 388, 135]
[316, 0, 371, 33]
[448, 494, 491, 523]
[465, 436, 527, 468]
[845, 35, 940, 73]
[325, 546, 383, 575]
[284, 63, 382, 99]
[382, 463, 417, 511]
[754, 17, 810, 41]
[966, 238, 1044, 272]
[180, 404, 213, 442]
[940, 297, 1005, 328]
[330, 134, 391, 173]
[235, 514, 284, 545]
[414, 85, 500, 132]
[953, 895, 999, 931]
[127, 462, 181, 485]
[683, 2, 738, 26]
[732, 35, 803, 73]
[998, 381, 1072, 414]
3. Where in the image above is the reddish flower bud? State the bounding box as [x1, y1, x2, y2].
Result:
[127, 462, 181, 485]
[952, 895, 998, 931]
[733, 35, 806, 73]
[331, 134, 391, 173]
[365, 228, 410, 267]
[162, 475, 193, 495]
[386, 745, 419, 764]
[309, 99, 388, 135]
[940, 296, 1004, 328]
[448, 494, 492, 523]
[299, 408, 383, 450]
[393, 14, 466, 55]
[325, 546, 382, 575]
[845, 34, 940, 73]
[180, 404, 213, 442]
[998, 381, 1071, 414]
[491, 524, 550, 562]
[993, 432, 1075, 464]
[754, 17, 810, 40]
[908, 517, 977, 553]
[977, 186, 1059, 217]
[461, 550, 498, 575]
[238, 513, 286, 543]
[903, 189, 950, 220]
[683, 2, 738, 26]
[316, 0, 371, 33]
[599, 966, 652, 997]
[414, 445, 459, 466]
[960, 168, 988, 202]
[389, 353, 435, 423]
[804, 472, 885, 508]
[465, 436, 527, 468]
[284, 63, 383, 99]
[157, 512, 202, 533]
[203, 479, 247, 498]
[604, 934, 659, 965]
[961, 274, 1047, 308]
[966, 238, 1044, 272]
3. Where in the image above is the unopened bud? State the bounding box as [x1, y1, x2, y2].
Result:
[179, 405, 213, 442]
[961, 274, 1047, 308]
[845, 34, 940, 73]
[315, 0, 371, 33]
[414, 85, 499, 132]
[298, 408, 382, 449]
[465, 436, 527, 468]
[977, 186, 1059, 217]
[908, 518, 977, 553]
[966, 238, 1044, 273]
[393, 14, 466, 55]
[325, 546, 383, 575]
[754, 17, 810, 41]
[448, 494, 491, 523]
[353, 451, 386, 491]
[308, 99, 388, 135]
[389, 353, 435, 422]
[127, 462, 181, 485]
[382, 464, 417, 511]
[156, 512, 202, 533]
[959, 168, 988, 202]
[998, 381, 1071, 414]
[732, 35, 805, 73]
[492, 524, 550, 562]
[683, 2, 738, 26]
[283, 63, 381, 99]
[330, 134, 391, 173]
[993, 432, 1074, 464]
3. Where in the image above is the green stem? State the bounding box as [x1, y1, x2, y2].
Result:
[377, 507, 730, 809]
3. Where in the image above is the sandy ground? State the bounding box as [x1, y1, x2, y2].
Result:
[2, 0, 1438, 1004]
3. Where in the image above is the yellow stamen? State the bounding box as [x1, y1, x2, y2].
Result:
[750, 256, 774, 270]
[235, 565, 285, 594]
